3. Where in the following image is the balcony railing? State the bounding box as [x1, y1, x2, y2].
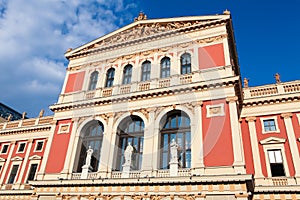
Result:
[57, 66, 234, 103]
[244, 80, 300, 99]
[70, 168, 191, 180]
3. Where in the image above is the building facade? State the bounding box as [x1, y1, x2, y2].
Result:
[0, 12, 300, 199]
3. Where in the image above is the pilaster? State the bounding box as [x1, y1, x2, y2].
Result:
[245, 116, 263, 178]
[281, 113, 300, 177]
[226, 96, 245, 173]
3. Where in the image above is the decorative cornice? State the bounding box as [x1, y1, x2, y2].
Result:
[281, 112, 293, 119]
[0, 126, 51, 136]
[243, 96, 300, 108]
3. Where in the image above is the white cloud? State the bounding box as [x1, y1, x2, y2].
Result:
[0, 0, 138, 117]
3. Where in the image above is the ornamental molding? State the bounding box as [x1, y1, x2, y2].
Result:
[68, 19, 228, 61]
[281, 112, 293, 119]
[0, 157, 6, 162]
[11, 156, 23, 161]
[245, 116, 256, 122]
[260, 137, 286, 145]
[29, 155, 42, 160]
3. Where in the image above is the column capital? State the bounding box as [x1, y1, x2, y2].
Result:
[281, 112, 293, 119]
[146, 107, 157, 113]
[10, 141, 16, 145]
[226, 96, 238, 103]
[245, 116, 256, 122]
[27, 139, 34, 143]
[192, 101, 203, 107]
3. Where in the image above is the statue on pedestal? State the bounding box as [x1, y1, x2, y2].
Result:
[81, 146, 93, 179]
[85, 146, 93, 166]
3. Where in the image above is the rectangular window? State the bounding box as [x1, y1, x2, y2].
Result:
[263, 119, 277, 132]
[27, 164, 38, 182]
[35, 141, 44, 151]
[268, 150, 285, 177]
[7, 165, 19, 184]
[1, 144, 9, 154]
[17, 143, 26, 153]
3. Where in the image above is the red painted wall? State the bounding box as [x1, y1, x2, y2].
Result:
[198, 43, 225, 69]
[291, 113, 300, 155]
[64, 71, 85, 93]
[255, 115, 295, 177]
[240, 119, 255, 174]
[45, 119, 73, 173]
[202, 99, 234, 167]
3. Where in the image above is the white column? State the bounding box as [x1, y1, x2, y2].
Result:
[281, 113, 300, 177]
[141, 108, 155, 177]
[60, 119, 78, 179]
[226, 96, 245, 173]
[0, 141, 16, 184]
[98, 113, 114, 178]
[151, 109, 160, 172]
[104, 114, 116, 177]
[16, 139, 33, 184]
[245, 117, 263, 178]
[191, 101, 204, 175]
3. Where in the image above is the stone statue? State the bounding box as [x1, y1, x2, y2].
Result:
[124, 142, 133, 165]
[275, 73, 281, 83]
[39, 109, 44, 118]
[22, 112, 27, 120]
[170, 139, 179, 162]
[7, 114, 12, 122]
[243, 78, 249, 88]
[85, 146, 93, 166]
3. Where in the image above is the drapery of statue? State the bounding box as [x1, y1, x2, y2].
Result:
[80, 146, 93, 179]
[122, 142, 134, 178]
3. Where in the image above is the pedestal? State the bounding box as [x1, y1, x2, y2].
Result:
[169, 161, 178, 176]
[121, 164, 130, 178]
[81, 165, 92, 179]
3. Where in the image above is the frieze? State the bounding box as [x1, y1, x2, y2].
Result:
[196, 34, 227, 44]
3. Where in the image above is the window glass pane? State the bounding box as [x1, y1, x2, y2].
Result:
[268, 150, 276, 163]
[36, 141, 43, 151]
[170, 116, 176, 128]
[8, 165, 19, 184]
[105, 68, 115, 87]
[186, 132, 191, 149]
[186, 151, 191, 168]
[274, 150, 283, 163]
[27, 164, 38, 182]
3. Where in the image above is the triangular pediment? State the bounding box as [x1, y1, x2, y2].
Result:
[260, 137, 286, 145]
[65, 14, 230, 58]
[11, 156, 23, 161]
[29, 155, 42, 160]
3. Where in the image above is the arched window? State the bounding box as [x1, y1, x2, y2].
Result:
[122, 64, 132, 85]
[76, 120, 104, 172]
[141, 61, 151, 81]
[180, 53, 191, 74]
[115, 116, 144, 171]
[160, 111, 191, 169]
[160, 57, 171, 78]
[105, 68, 115, 88]
[88, 71, 98, 90]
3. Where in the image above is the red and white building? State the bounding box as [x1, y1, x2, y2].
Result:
[0, 11, 299, 200]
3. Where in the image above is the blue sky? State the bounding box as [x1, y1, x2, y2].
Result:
[0, 0, 299, 117]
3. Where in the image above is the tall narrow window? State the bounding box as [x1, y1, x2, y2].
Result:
[88, 71, 98, 90]
[1, 144, 9, 154]
[141, 61, 151, 81]
[122, 64, 132, 85]
[160, 57, 171, 78]
[116, 116, 144, 171]
[76, 120, 104, 172]
[160, 110, 191, 169]
[268, 150, 285, 177]
[180, 53, 191, 74]
[105, 68, 115, 88]
[27, 164, 38, 182]
[8, 165, 19, 184]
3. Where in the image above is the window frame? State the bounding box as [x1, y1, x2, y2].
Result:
[88, 71, 99, 91]
[180, 53, 192, 75]
[0, 144, 10, 154]
[34, 140, 44, 152]
[122, 64, 133, 85]
[260, 116, 280, 134]
[105, 68, 115, 88]
[160, 57, 171, 78]
[17, 142, 26, 153]
[141, 60, 151, 82]
[26, 163, 39, 182]
[160, 111, 191, 169]
[7, 164, 20, 184]
[260, 138, 289, 177]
